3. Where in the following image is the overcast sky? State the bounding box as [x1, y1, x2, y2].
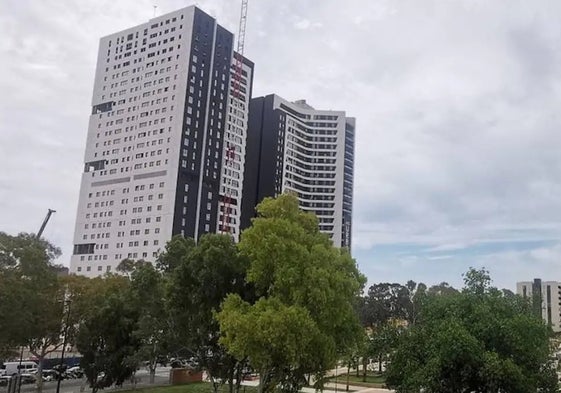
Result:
[2, 0, 561, 289]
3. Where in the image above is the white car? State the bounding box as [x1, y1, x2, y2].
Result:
[3, 361, 38, 376]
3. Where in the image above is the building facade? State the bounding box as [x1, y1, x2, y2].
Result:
[241, 94, 355, 248]
[517, 279, 561, 332]
[70, 6, 253, 277]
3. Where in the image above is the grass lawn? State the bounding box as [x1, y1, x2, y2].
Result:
[330, 372, 386, 386]
[119, 382, 258, 393]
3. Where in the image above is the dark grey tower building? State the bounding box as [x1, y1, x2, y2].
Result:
[241, 94, 355, 249]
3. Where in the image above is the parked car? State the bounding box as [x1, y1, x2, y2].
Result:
[67, 366, 84, 379]
[0, 376, 11, 386]
[156, 356, 168, 367]
[41, 370, 58, 382]
[19, 373, 36, 384]
[3, 361, 38, 376]
[170, 359, 184, 368]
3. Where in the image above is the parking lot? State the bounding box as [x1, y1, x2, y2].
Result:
[1, 367, 172, 393]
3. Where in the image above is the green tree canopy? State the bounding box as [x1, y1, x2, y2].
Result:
[75, 275, 139, 393]
[167, 233, 252, 393]
[217, 194, 366, 393]
[156, 235, 195, 273]
[128, 262, 168, 384]
[0, 231, 65, 391]
[385, 268, 558, 393]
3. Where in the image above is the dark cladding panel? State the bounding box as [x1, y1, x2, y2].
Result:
[240, 94, 284, 231]
[172, 8, 216, 239]
[196, 23, 234, 237]
[342, 118, 355, 250]
[240, 97, 264, 231]
[257, 95, 283, 200]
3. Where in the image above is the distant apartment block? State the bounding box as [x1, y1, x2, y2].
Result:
[517, 279, 561, 332]
[70, 6, 253, 277]
[241, 94, 355, 248]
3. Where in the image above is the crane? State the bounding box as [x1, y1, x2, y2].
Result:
[37, 209, 56, 238]
[221, 0, 249, 235]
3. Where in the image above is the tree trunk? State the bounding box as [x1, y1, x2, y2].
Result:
[258, 368, 270, 393]
[150, 345, 156, 384]
[211, 376, 220, 393]
[362, 357, 367, 382]
[149, 365, 155, 384]
[228, 371, 234, 393]
[355, 358, 359, 377]
[234, 361, 243, 393]
[31, 346, 49, 393]
[378, 354, 382, 373]
[36, 355, 44, 393]
[346, 364, 350, 392]
[258, 372, 264, 393]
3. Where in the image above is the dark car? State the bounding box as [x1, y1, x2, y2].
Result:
[20, 374, 36, 384]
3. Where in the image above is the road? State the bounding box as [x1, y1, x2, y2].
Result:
[4, 368, 395, 393]
[2, 368, 171, 393]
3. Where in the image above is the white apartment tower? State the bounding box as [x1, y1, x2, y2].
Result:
[517, 279, 561, 332]
[241, 95, 355, 249]
[70, 6, 253, 276]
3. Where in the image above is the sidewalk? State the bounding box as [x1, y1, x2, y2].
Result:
[240, 379, 393, 393]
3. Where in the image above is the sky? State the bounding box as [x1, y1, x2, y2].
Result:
[2, 0, 561, 290]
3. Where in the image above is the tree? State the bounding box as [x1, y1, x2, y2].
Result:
[402, 280, 427, 325]
[367, 322, 401, 376]
[0, 263, 23, 359]
[167, 234, 252, 393]
[427, 281, 458, 296]
[385, 268, 558, 393]
[129, 263, 168, 384]
[75, 275, 139, 393]
[156, 235, 195, 273]
[360, 283, 409, 328]
[219, 296, 331, 393]
[217, 194, 366, 393]
[0, 232, 65, 392]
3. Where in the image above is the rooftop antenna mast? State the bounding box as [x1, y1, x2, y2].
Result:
[153, 5, 157, 17]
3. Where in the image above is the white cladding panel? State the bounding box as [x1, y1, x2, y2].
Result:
[70, 7, 237, 277]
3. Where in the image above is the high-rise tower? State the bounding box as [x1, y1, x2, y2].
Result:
[241, 94, 355, 249]
[70, 6, 253, 276]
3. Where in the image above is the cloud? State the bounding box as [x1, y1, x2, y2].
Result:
[293, 19, 322, 31]
[2, 0, 561, 290]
